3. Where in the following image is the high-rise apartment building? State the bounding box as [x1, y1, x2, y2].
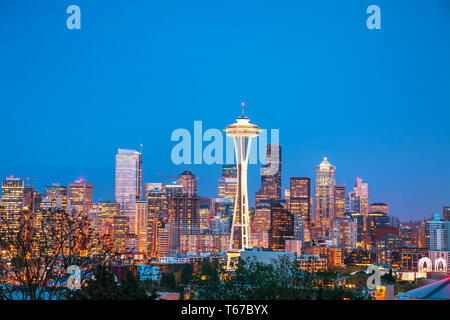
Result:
[168, 196, 200, 254]
[314, 157, 335, 237]
[427, 214, 450, 251]
[115, 148, 143, 235]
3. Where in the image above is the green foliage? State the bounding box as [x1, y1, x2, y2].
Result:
[69, 265, 157, 300]
[70, 265, 120, 300]
[191, 255, 367, 300]
[191, 259, 224, 300]
[181, 263, 194, 286]
[160, 272, 177, 290]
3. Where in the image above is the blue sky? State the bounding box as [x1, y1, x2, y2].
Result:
[1, 0, 449, 221]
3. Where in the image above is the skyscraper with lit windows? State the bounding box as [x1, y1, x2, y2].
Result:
[255, 144, 282, 207]
[1, 176, 24, 239]
[353, 177, 369, 215]
[269, 199, 294, 251]
[314, 157, 335, 237]
[333, 184, 346, 218]
[69, 179, 93, 215]
[115, 148, 143, 235]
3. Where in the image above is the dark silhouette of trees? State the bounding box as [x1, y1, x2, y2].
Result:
[0, 209, 109, 300]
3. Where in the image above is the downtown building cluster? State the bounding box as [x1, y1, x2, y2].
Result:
[1, 147, 450, 279]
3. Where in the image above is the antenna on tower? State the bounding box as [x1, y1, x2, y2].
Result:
[241, 102, 245, 117]
[140, 143, 143, 154]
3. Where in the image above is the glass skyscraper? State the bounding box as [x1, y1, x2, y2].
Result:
[115, 148, 143, 235]
[314, 157, 335, 237]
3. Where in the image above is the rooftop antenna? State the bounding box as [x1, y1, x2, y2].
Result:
[140, 143, 143, 154]
[241, 101, 245, 117]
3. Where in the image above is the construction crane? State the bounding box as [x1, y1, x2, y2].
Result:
[157, 173, 178, 179]
[156, 173, 199, 181]
[24, 176, 36, 185]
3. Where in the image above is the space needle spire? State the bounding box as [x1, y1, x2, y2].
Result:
[224, 102, 261, 269]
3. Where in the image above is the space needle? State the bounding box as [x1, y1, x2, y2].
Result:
[224, 102, 262, 269]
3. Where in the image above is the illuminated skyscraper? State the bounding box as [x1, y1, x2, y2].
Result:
[268, 200, 294, 251]
[224, 105, 261, 268]
[345, 191, 360, 214]
[45, 183, 68, 211]
[136, 199, 148, 253]
[289, 177, 312, 227]
[331, 216, 357, 254]
[115, 148, 143, 235]
[314, 157, 335, 237]
[1, 176, 24, 238]
[218, 165, 237, 200]
[68, 179, 93, 215]
[146, 188, 167, 257]
[255, 144, 282, 207]
[333, 184, 346, 218]
[353, 177, 369, 215]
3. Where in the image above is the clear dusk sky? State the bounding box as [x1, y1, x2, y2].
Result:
[1, 0, 449, 221]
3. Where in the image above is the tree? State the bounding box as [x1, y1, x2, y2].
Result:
[0, 209, 109, 300]
[191, 259, 224, 300]
[69, 265, 159, 300]
[181, 263, 194, 286]
[70, 264, 120, 300]
[160, 272, 177, 290]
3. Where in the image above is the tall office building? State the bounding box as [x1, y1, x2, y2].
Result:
[96, 201, 120, 236]
[289, 177, 312, 241]
[68, 179, 93, 215]
[333, 184, 346, 218]
[146, 188, 167, 257]
[115, 148, 143, 235]
[345, 192, 360, 214]
[255, 144, 282, 207]
[218, 165, 237, 200]
[331, 216, 358, 254]
[23, 184, 37, 212]
[268, 200, 294, 251]
[136, 200, 148, 253]
[314, 157, 335, 237]
[426, 214, 450, 251]
[45, 183, 68, 211]
[1, 176, 24, 238]
[353, 177, 369, 215]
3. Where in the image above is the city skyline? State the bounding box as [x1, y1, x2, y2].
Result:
[1, 0, 450, 221]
